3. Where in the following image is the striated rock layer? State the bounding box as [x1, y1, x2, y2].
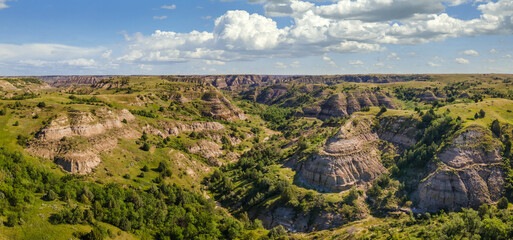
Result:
[200, 91, 247, 121]
[302, 91, 396, 120]
[27, 108, 139, 174]
[299, 117, 387, 192]
[415, 126, 504, 212]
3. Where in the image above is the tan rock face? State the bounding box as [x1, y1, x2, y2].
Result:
[303, 91, 397, 120]
[299, 117, 387, 192]
[37, 76, 111, 87]
[418, 91, 438, 102]
[28, 108, 138, 174]
[187, 140, 223, 159]
[255, 85, 289, 104]
[54, 151, 102, 175]
[142, 121, 226, 139]
[163, 121, 226, 136]
[416, 127, 504, 212]
[37, 108, 135, 141]
[378, 116, 418, 147]
[201, 92, 247, 121]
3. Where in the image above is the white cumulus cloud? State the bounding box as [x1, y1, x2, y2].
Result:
[153, 16, 168, 20]
[455, 58, 470, 64]
[349, 60, 364, 65]
[213, 10, 284, 50]
[460, 49, 479, 56]
[0, 0, 8, 10]
[161, 5, 176, 10]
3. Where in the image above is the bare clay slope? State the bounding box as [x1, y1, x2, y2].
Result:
[27, 108, 139, 174]
[298, 117, 387, 192]
[416, 125, 504, 212]
[302, 92, 396, 120]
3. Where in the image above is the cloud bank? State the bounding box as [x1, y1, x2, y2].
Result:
[117, 0, 513, 65]
[1, 0, 512, 73]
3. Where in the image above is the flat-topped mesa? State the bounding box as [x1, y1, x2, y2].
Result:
[299, 117, 387, 192]
[201, 91, 247, 121]
[416, 126, 505, 212]
[28, 108, 137, 174]
[303, 91, 396, 120]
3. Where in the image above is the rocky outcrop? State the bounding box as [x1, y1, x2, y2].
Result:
[302, 92, 396, 120]
[378, 116, 419, 148]
[163, 75, 430, 91]
[418, 91, 438, 102]
[37, 76, 114, 87]
[54, 151, 102, 174]
[0, 78, 51, 92]
[160, 121, 226, 136]
[187, 140, 223, 159]
[415, 126, 504, 212]
[36, 109, 135, 141]
[143, 121, 226, 138]
[200, 91, 247, 121]
[27, 108, 138, 174]
[256, 206, 354, 232]
[254, 85, 289, 104]
[298, 117, 387, 192]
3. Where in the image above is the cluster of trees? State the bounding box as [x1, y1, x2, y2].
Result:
[260, 106, 295, 130]
[3, 93, 39, 100]
[129, 109, 158, 118]
[0, 147, 256, 239]
[366, 204, 513, 240]
[475, 109, 486, 119]
[394, 110, 462, 191]
[209, 141, 363, 231]
[68, 95, 111, 107]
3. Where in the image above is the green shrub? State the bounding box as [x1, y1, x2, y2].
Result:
[491, 119, 501, 137]
[141, 143, 151, 151]
[497, 197, 509, 209]
[37, 102, 46, 108]
[268, 225, 287, 239]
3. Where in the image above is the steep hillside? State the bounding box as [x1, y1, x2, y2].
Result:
[416, 126, 504, 212]
[27, 108, 139, 174]
[302, 92, 396, 120]
[298, 117, 386, 192]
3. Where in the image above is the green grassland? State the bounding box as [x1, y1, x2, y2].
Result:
[0, 75, 513, 239]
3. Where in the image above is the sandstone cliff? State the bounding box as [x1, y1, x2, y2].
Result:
[415, 126, 504, 212]
[200, 91, 247, 121]
[378, 116, 419, 148]
[37, 76, 114, 87]
[163, 74, 430, 90]
[298, 117, 387, 192]
[27, 108, 138, 174]
[302, 91, 396, 120]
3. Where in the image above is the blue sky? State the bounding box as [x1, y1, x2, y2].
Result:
[0, 0, 512, 75]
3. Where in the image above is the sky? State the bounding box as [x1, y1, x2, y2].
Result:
[0, 0, 512, 75]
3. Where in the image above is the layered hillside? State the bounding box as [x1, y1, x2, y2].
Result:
[200, 91, 247, 121]
[416, 126, 504, 212]
[298, 117, 386, 192]
[302, 91, 397, 120]
[27, 108, 139, 174]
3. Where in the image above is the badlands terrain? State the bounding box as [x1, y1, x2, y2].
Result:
[0, 74, 513, 239]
